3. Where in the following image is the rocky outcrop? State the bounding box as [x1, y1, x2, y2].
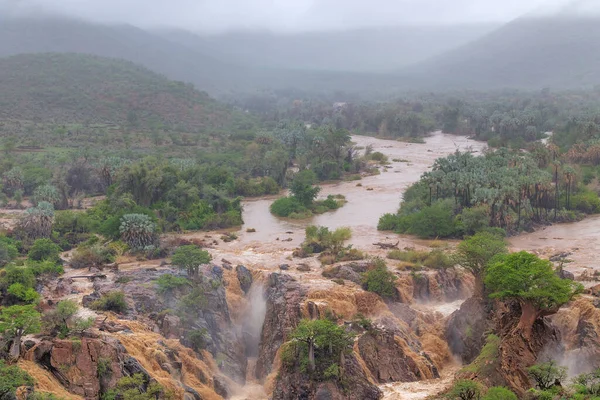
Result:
[272, 353, 382, 400]
[446, 297, 492, 363]
[236, 265, 253, 294]
[23, 335, 146, 399]
[412, 269, 473, 303]
[551, 298, 600, 375]
[357, 328, 436, 383]
[83, 265, 248, 384]
[322, 262, 370, 285]
[256, 273, 306, 380]
[459, 300, 562, 396]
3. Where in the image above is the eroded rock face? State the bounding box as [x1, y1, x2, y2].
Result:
[446, 297, 492, 363]
[551, 298, 600, 375]
[412, 269, 473, 303]
[357, 329, 432, 383]
[24, 336, 144, 399]
[236, 265, 253, 294]
[255, 273, 306, 380]
[83, 265, 248, 384]
[272, 353, 382, 400]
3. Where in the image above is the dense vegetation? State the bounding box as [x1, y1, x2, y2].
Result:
[379, 145, 600, 238]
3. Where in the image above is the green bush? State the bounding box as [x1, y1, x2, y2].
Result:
[0, 241, 18, 267]
[0, 360, 34, 398]
[527, 361, 567, 390]
[362, 259, 397, 298]
[571, 190, 600, 214]
[270, 196, 306, 217]
[70, 245, 116, 269]
[28, 238, 61, 262]
[447, 380, 483, 400]
[482, 387, 517, 400]
[102, 373, 166, 400]
[458, 205, 491, 235]
[377, 213, 401, 231]
[156, 274, 190, 293]
[407, 200, 459, 238]
[91, 291, 128, 313]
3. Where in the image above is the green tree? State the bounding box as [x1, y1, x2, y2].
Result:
[18, 202, 55, 240]
[0, 241, 18, 267]
[0, 360, 34, 398]
[0, 304, 42, 359]
[171, 245, 212, 277]
[454, 231, 508, 297]
[527, 361, 567, 390]
[447, 380, 483, 400]
[32, 184, 60, 207]
[290, 170, 320, 207]
[119, 214, 157, 250]
[482, 387, 517, 400]
[288, 319, 353, 377]
[28, 238, 61, 262]
[485, 252, 582, 338]
[362, 259, 397, 299]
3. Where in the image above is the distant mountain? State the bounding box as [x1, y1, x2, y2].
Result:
[0, 17, 244, 93]
[403, 16, 600, 89]
[0, 53, 247, 131]
[156, 24, 497, 72]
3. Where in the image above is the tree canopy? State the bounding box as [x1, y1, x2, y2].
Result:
[171, 245, 212, 277]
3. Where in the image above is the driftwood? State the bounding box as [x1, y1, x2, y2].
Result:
[373, 241, 399, 250]
[70, 274, 107, 280]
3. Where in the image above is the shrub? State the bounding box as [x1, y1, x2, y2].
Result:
[91, 291, 128, 313]
[156, 274, 190, 294]
[28, 238, 61, 262]
[377, 213, 401, 231]
[171, 245, 211, 277]
[447, 380, 483, 400]
[571, 190, 600, 214]
[32, 184, 60, 207]
[270, 196, 305, 218]
[458, 205, 491, 235]
[102, 373, 166, 400]
[188, 328, 209, 351]
[574, 368, 600, 396]
[362, 259, 397, 299]
[70, 245, 116, 269]
[0, 241, 18, 267]
[18, 202, 55, 240]
[407, 200, 459, 238]
[119, 214, 157, 250]
[527, 361, 567, 390]
[482, 387, 518, 400]
[0, 360, 34, 398]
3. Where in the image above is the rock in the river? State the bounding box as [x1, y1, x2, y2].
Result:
[236, 265, 253, 294]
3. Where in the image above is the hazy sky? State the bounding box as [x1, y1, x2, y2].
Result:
[0, 0, 589, 32]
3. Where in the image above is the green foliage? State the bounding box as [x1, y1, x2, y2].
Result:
[482, 387, 518, 400]
[171, 245, 211, 277]
[454, 231, 508, 276]
[0, 360, 34, 398]
[485, 252, 581, 312]
[0, 304, 42, 338]
[571, 189, 600, 214]
[177, 287, 207, 316]
[97, 358, 112, 379]
[447, 380, 483, 400]
[460, 334, 500, 375]
[188, 329, 209, 351]
[33, 184, 60, 207]
[458, 205, 491, 236]
[284, 319, 354, 381]
[574, 368, 600, 396]
[29, 392, 65, 400]
[119, 214, 157, 250]
[91, 291, 128, 313]
[70, 244, 116, 269]
[388, 249, 453, 269]
[527, 361, 567, 390]
[387, 200, 460, 239]
[28, 238, 62, 262]
[18, 202, 55, 240]
[377, 213, 402, 231]
[156, 274, 191, 294]
[362, 259, 397, 299]
[0, 240, 18, 267]
[102, 373, 166, 400]
[300, 225, 352, 259]
[270, 196, 306, 218]
[7, 283, 40, 303]
[290, 170, 321, 207]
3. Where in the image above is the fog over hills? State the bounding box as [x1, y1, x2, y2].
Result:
[1, 0, 600, 93]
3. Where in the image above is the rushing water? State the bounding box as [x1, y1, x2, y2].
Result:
[233, 132, 487, 252]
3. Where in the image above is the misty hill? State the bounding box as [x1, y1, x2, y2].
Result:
[0, 53, 248, 131]
[156, 24, 496, 72]
[0, 17, 245, 93]
[405, 16, 600, 89]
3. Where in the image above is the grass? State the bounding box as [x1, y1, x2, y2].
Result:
[387, 249, 453, 269]
[460, 334, 500, 375]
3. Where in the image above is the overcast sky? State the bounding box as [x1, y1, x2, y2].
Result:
[0, 0, 591, 33]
